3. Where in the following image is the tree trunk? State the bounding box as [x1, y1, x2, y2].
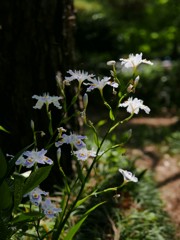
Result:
[0, 0, 76, 186]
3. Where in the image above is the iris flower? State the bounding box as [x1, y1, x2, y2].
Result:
[73, 148, 96, 161]
[32, 93, 62, 109]
[120, 53, 153, 69]
[65, 70, 94, 87]
[119, 169, 138, 183]
[15, 149, 53, 168]
[84, 77, 118, 93]
[24, 187, 48, 206]
[119, 97, 150, 114]
[55, 133, 87, 149]
[41, 199, 62, 218]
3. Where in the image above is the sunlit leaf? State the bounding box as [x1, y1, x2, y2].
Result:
[11, 212, 44, 224]
[23, 165, 52, 195]
[109, 109, 115, 121]
[96, 119, 107, 127]
[0, 125, 10, 133]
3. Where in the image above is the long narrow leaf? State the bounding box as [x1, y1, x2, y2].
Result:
[0, 125, 10, 133]
[0, 180, 13, 211]
[11, 212, 44, 224]
[13, 173, 26, 210]
[23, 165, 52, 195]
[0, 149, 7, 181]
[64, 201, 106, 240]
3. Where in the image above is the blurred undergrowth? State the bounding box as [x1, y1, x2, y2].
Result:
[74, 135, 176, 239]
[74, 0, 180, 115]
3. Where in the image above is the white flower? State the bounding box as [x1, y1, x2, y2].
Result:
[15, 149, 53, 168]
[55, 133, 87, 149]
[65, 70, 94, 85]
[24, 187, 48, 206]
[84, 77, 118, 92]
[32, 93, 62, 109]
[119, 169, 138, 183]
[119, 97, 150, 114]
[73, 148, 96, 161]
[120, 53, 153, 69]
[41, 199, 62, 218]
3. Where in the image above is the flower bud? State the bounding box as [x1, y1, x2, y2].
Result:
[57, 148, 61, 162]
[40, 131, 46, 137]
[56, 71, 63, 88]
[134, 75, 140, 87]
[83, 93, 88, 109]
[107, 60, 116, 66]
[30, 120, 35, 131]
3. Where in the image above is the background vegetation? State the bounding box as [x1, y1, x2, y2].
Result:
[74, 0, 180, 115]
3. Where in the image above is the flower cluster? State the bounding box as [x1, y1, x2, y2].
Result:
[24, 187, 61, 218]
[20, 52, 152, 234]
[55, 132, 97, 161]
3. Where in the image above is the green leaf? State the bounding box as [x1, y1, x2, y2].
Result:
[109, 109, 115, 121]
[75, 192, 95, 208]
[121, 129, 132, 143]
[23, 165, 52, 195]
[0, 125, 10, 133]
[93, 132, 99, 148]
[96, 119, 107, 128]
[0, 149, 7, 180]
[88, 120, 99, 147]
[13, 173, 26, 210]
[71, 95, 78, 106]
[11, 212, 44, 224]
[64, 201, 106, 240]
[0, 180, 13, 211]
[109, 121, 120, 133]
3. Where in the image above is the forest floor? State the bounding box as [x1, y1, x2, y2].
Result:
[127, 116, 180, 239]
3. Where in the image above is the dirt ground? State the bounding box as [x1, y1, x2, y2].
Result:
[128, 117, 180, 239]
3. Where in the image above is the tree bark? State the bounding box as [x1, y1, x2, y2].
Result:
[0, 0, 76, 185]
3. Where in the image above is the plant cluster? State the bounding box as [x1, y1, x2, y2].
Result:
[0, 53, 153, 239]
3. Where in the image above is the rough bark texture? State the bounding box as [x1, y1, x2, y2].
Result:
[0, 0, 76, 185]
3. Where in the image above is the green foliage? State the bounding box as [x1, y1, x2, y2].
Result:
[75, 0, 180, 112]
[120, 172, 175, 240]
[75, 154, 175, 240]
[75, 0, 180, 59]
[0, 149, 7, 181]
[23, 165, 52, 195]
[0, 125, 10, 133]
[1, 46, 177, 239]
[64, 201, 106, 240]
[165, 131, 180, 154]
